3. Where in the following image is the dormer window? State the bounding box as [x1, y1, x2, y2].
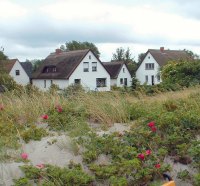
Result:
[43, 66, 57, 73]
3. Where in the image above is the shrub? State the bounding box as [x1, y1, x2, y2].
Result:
[20, 125, 48, 143]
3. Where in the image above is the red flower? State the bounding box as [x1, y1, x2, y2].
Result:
[36, 164, 45, 169]
[57, 107, 63, 113]
[21, 153, 28, 160]
[155, 163, 161, 168]
[146, 150, 151, 155]
[148, 121, 155, 127]
[41, 114, 48, 120]
[137, 153, 145, 160]
[151, 126, 157, 132]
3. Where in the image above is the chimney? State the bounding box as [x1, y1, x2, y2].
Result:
[160, 47, 164, 52]
[55, 48, 62, 55]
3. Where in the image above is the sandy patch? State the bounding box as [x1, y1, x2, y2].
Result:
[96, 123, 131, 136]
[0, 134, 82, 186]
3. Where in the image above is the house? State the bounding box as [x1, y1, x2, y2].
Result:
[136, 47, 191, 85]
[0, 59, 32, 85]
[31, 49, 111, 91]
[102, 61, 132, 87]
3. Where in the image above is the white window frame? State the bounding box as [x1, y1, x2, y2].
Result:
[83, 62, 89, 72]
[92, 62, 97, 72]
[145, 63, 154, 70]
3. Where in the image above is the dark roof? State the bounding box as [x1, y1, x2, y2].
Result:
[20, 62, 32, 77]
[0, 59, 18, 73]
[148, 49, 192, 66]
[102, 61, 125, 79]
[32, 49, 91, 79]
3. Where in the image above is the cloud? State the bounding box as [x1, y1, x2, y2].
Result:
[0, 0, 27, 19]
[0, 0, 200, 61]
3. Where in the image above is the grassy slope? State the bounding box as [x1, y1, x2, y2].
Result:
[0, 87, 200, 185]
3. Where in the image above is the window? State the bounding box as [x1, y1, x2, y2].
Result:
[148, 56, 150, 59]
[52, 67, 56, 72]
[15, 70, 20, 76]
[145, 75, 148, 83]
[43, 66, 57, 73]
[89, 55, 91, 59]
[123, 68, 125, 73]
[51, 80, 53, 85]
[92, 62, 97, 72]
[96, 78, 106, 87]
[83, 62, 89, 72]
[120, 78, 123, 84]
[44, 80, 46, 88]
[145, 63, 154, 70]
[74, 79, 81, 84]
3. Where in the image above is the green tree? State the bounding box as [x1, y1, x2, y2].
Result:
[183, 49, 199, 60]
[61, 41, 100, 58]
[112, 47, 137, 76]
[137, 53, 146, 65]
[112, 47, 134, 63]
[30, 59, 44, 72]
[0, 47, 7, 60]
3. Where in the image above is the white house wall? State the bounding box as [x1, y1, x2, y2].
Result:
[116, 64, 132, 87]
[136, 53, 161, 85]
[32, 79, 69, 91]
[9, 61, 30, 85]
[111, 79, 117, 86]
[69, 51, 110, 91]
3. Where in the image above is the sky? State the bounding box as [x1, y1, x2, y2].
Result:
[0, 0, 200, 62]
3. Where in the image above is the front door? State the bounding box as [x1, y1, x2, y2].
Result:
[151, 75, 154, 85]
[124, 78, 127, 86]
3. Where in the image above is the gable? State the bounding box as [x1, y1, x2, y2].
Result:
[31, 49, 92, 79]
[118, 64, 132, 78]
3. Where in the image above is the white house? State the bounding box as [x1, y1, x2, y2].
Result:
[136, 47, 191, 85]
[0, 59, 32, 85]
[102, 61, 132, 87]
[32, 49, 111, 91]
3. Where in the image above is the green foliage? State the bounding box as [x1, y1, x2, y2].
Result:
[13, 177, 31, 186]
[189, 140, 200, 170]
[62, 84, 84, 97]
[109, 176, 128, 186]
[177, 170, 191, 181]
[31, 59, 43, 72]
[47, 102, 90, 136]
[49, 83, 60, 94]
[0, 50, 7, 60]
[194, 173, 200, 186]
[15, 164, 94, 186]
[162, 60, 200, 87]
[112, 47, 135, 64]
[21, 125, 48, 143]
[63, 40, 100, 57]
[0, 73, 20, 91]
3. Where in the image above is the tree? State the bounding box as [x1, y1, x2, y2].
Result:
[112, 47, 134, 63]
[30, 59, 44, 72]
[183, 49, 199, 60]
[61, 41, 100, 58]
[112, 47, 137, 76]
[0, 47, 8, 60]
[137, 53, 146, 64]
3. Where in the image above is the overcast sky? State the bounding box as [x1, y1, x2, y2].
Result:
[0, 0, 200, 62]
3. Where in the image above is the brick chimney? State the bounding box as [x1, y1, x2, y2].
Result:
[55, 48, 62, 55]
[160, 47, 164, 52]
